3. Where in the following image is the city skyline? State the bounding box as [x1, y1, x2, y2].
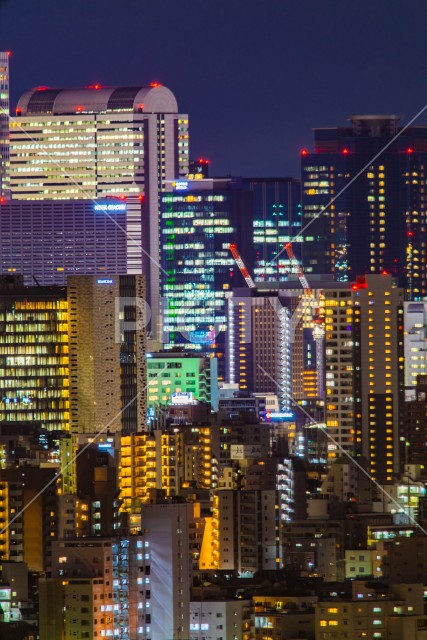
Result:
[2, 1, 427, 176]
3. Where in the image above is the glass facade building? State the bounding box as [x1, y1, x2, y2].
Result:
[161, 178, 252, 378]
[0, 279, 69, 431]
[242, 177, 302, 281]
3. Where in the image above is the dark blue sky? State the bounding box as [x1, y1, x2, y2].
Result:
[1, 0, 427, 176]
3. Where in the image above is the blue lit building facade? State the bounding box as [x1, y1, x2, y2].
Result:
[161, 178, 252, 379]
[0, 197, 146, 285]
[301, 115, 427, 298]
[242, 177, 302, 281]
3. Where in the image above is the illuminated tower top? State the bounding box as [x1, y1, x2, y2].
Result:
[0, 51, 10, 200]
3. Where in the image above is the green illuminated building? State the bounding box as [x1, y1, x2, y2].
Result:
[147, 352, 218, 412]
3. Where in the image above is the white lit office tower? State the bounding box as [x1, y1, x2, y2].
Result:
[0, 51, 10, 200]
[403, 300, 427, 400]
[9, 84, 189, 333]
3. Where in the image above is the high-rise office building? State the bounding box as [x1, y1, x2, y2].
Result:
[403, 301, 427, 398]
[67, 275, 147, 434]
[0, 197, 146, 285]
[242, 177, 301, 281]
[0, 52, 9, 200]
[301, 115, 427, 298]
[0, 277, 69, 431]
[161, 178, 253, 378]
[9, 84, 189, 328]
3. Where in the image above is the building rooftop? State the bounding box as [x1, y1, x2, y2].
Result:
[16, 84, 178, 116]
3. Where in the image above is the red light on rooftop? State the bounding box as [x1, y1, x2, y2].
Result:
[382, 270, 388, 275]
[198, 157, 209, 164]
[301, 148, 308, 156]
[6, 51, 11, 57]
[75, 105, 84, 112]
[37, 86, 48, 91]
[15, 108, 21, 115]
[138, 194, 144, 201]
[88, 84, 102, 90]
[138, 103, 145, 110]
[342, 148, 349, 154]
[150, 82, 162, 88]
[407, 231, 413, 237]
[407, 147, 414, 154]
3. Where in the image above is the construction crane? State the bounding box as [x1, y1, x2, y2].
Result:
[228, 243, 256, 289]
[284, 242, 325, 400]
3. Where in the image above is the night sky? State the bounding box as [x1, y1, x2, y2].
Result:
[1, 0, 427, 176]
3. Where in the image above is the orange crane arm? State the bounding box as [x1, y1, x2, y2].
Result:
[229, 244, 256, 289]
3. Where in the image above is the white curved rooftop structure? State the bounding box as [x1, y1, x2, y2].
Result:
[16, 84, 178, 115]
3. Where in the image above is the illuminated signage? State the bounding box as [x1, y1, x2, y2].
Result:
[174, 180, 189, 191]
[94, 203, 127, 212]
[171, 392, 196, 405]
[97, 278, 114, 285]
[263, 411, 295, 421]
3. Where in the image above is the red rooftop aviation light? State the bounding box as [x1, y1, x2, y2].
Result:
[198, 158, 209, 164]
[407, 147, 414, 154]
[150, 82, 162, 88]
[342, 148, 349, 154]
[75, 105, 84, 112]
[300, 148, 308, 156]
[88, 84, 102, 90]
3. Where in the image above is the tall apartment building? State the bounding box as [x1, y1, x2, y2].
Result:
[0, 52, 9, 200]
[405, 375, 427, 471]
[403, 300, 427, 397]
[208, 488, 283, 574]
[160, 178, 253, 378]
[67, 275, 147, 434]
[39, 536, 147, 639]
[324, 274, 404, 482]
[0, 467, 58, 572]
[301, 115, 427, 298]
[120, 428, 192, 516]
[0, 197, 147, 285]
[9, 84, 189, 327]
[354, 275, 404, 482]
[0, 278, 69, 431]
[140, 501, 197, 640]
[226, 286, 292, 409]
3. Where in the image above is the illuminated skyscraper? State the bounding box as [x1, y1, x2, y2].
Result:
[160, 178, 253, 378]
[0, 197, 145, 285]
[67, 275, 147, 434]
[0, 277, 69, 431]
[302, 115, 427, 298]
[0, 51, 10, 200]
[242, 177, 301, 281]
[9, 84, 189, 328]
